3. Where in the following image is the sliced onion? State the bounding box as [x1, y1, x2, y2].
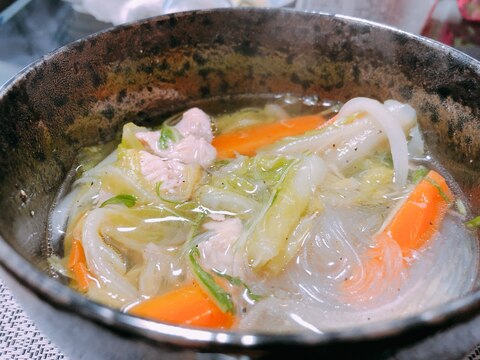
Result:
[338, 98, 410, 188]
[83, 208, 138, 303]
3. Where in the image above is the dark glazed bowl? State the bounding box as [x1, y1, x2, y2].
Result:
[0, 8, 480, 360]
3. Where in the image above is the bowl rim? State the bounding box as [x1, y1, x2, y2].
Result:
[1, 6, 480, 351]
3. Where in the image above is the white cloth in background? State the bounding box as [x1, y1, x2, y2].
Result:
[65, 0, 293, 25]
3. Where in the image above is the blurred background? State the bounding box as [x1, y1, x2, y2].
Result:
[2, 0, 480, 86]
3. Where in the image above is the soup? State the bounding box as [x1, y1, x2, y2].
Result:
[48, 95, 478, 332]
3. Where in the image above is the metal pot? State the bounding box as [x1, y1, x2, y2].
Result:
[0, 8, 479, 360]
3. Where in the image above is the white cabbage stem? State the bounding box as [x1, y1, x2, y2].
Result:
[246, 154, 327, 274]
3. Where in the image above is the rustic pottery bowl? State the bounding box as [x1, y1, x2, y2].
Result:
[0, 8, 479, 360]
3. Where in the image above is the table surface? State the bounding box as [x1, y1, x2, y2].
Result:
[1, 0, 480, 359]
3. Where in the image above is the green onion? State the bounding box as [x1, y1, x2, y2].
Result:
[466, 216, 480, 229]
[158, 125, 181, 150]
[188, 247, 235, 314]
[155, 182, 163, 197]
[212, 270, 263, 302]
[155, 182, 182, 204]
[100, 194, 137, 208]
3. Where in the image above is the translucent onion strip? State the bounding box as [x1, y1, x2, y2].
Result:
[83, 208, 138, 304]
[337, 98, 412, 188]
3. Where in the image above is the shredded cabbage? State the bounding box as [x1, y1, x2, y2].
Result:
[246, 154, 327, 274]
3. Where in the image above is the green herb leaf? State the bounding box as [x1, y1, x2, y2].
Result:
[158, 125, 181, 150]
[212, 270, 263, 302]
[100, 194, 137, 208]
[188, 247, 235, 314]
[466, 216, 480, 229]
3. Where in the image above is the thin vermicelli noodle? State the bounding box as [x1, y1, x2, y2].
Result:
[48, 95, 478, 332]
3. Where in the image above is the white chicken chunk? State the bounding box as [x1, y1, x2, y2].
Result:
[135, 107, 216, 168]
[134, 131, 159, 154]
[138, 150, 186, 190]
[175, 107, 214, 142]
[198, 218, 243, 275]
[167, 135, 216, 169]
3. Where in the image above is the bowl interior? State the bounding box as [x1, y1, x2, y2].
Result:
[0, 7, 479, 349]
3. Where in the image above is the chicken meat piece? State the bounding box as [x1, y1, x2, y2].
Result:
[135, 107, 216, 168]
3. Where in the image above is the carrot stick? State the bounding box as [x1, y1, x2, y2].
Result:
[343, 170, 453, 297]
[212, 114, 327, 158]
[68, 239, 86, 269]
[68, 239, 90, 292]
[130, 282, 235, 329]
[72, 262, 90, 293]
[381, 170, 453, 255]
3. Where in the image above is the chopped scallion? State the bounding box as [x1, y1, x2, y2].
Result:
[188, 247, 235, 314]
[158, 125, 181, 150]
[466, 216, 480, 229]
[212, 270, 263, 302]
[425, 176, 451, 203]
[155, 182, 182, 204]
[100, 194, 137, 208]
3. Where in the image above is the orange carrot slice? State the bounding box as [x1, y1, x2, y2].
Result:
[130, 282, 235, 329]
[68, 239, 90, 292]
[68, 239, 86, 269]
[382, 170, 453, 254]
[212, 114, 327, 158]
[343, 170, 453, 297]
[72, 262, 90, 293]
